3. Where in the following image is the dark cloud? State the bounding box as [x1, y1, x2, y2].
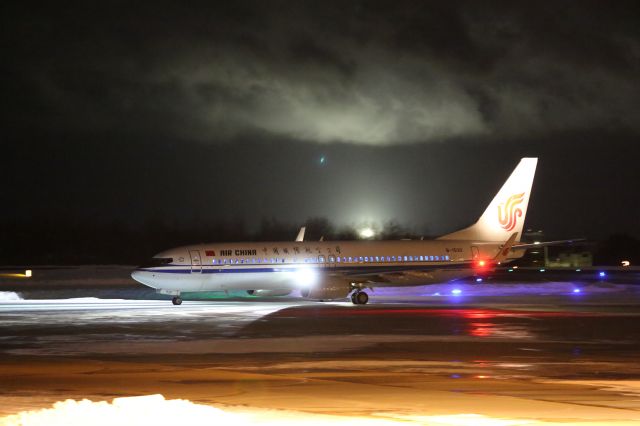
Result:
[4, 1, 639, 144]
[1, 1, 640, 246]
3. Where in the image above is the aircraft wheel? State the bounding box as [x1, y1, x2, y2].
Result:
[352, 291, 368, 305]
[356, 291, 369, 305]
[172, 296, 182, 306]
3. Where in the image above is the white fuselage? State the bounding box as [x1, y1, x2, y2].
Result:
[131, 239, 522, 294]
[131, 158, 538, 302]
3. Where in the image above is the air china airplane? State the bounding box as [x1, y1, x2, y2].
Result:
[132, 158, 544, 305]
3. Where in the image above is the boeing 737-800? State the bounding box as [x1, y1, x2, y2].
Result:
[132, 158, 541, 305]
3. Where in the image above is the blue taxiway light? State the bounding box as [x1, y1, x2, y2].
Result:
[599, 271, 606, 277]
[573, 288, 581, 293]
[451, 289, 462, 295]
[475, 278, 483, 283]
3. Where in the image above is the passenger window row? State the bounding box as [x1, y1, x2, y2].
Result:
[210, 254, 451, 265]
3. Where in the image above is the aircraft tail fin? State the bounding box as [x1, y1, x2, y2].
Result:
[438, 157, 538, 242]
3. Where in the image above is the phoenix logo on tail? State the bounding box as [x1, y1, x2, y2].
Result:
[497, 193, 525, 231]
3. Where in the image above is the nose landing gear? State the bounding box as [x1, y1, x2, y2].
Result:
[172, 296, 182, 305]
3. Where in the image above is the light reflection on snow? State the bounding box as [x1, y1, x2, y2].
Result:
[0, 394, 546, 426]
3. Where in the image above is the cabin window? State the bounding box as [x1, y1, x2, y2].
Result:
[329, 255, 335, 262]
[435, 256, 440, 260]
[318, 256, 325, 263]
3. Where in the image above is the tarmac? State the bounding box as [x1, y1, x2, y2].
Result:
[1, 276, 640, 425]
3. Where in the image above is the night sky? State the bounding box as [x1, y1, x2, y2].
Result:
[3, 1, 640, 248]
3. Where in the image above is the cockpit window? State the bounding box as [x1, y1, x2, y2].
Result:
[139, 257, 173, 268]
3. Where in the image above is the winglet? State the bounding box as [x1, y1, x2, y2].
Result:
[493, 232, 519, 263]
[295, 227, 306, 242]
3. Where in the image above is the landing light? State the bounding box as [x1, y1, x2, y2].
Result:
[622, 260, 630, 267]
[293, 268, 318, 287]
[475, 278, 483, 283]
[25, 269, 32, 277]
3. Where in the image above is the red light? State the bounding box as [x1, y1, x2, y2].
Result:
[478, 260, 486, 267]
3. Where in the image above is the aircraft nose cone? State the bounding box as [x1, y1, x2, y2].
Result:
[131, 270, 147, 284]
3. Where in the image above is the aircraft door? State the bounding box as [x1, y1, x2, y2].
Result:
[471, 246, 480, 260]
[189, 250, 202, 273]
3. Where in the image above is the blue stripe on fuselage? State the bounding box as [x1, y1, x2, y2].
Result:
[137, 262, 473, 275]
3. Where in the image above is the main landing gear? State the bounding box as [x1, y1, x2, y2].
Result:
[350, 290, 369, 305]
[172, 296, 182, 305]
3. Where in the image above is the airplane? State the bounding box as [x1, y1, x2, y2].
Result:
[132, 158, 546, 305]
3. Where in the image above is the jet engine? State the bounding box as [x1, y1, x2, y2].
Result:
[300, 277, 352, 300]
[246, 289, 292, 297]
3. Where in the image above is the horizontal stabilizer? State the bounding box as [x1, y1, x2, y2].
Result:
[511, 238, 586, 250]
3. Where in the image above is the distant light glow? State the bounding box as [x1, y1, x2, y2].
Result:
[534, 241, 541, 245]
[319, 155, 326, 165]
[359, 227, 375, 239]
[24, 269, 32, 277]
[575, 268, 582, 272]
[477, 260, 486, 267]
[507, 269, 513, 272]
[451, 288, 462, 295]
[573, 288, 581, 293]
[621, 260, 630, 267]
[599, 271, 606, 277]
[475, 278, 483, 283]
[539, 268, 545, 272]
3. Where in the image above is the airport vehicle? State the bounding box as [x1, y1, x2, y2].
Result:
[132, 158, 542, 305]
